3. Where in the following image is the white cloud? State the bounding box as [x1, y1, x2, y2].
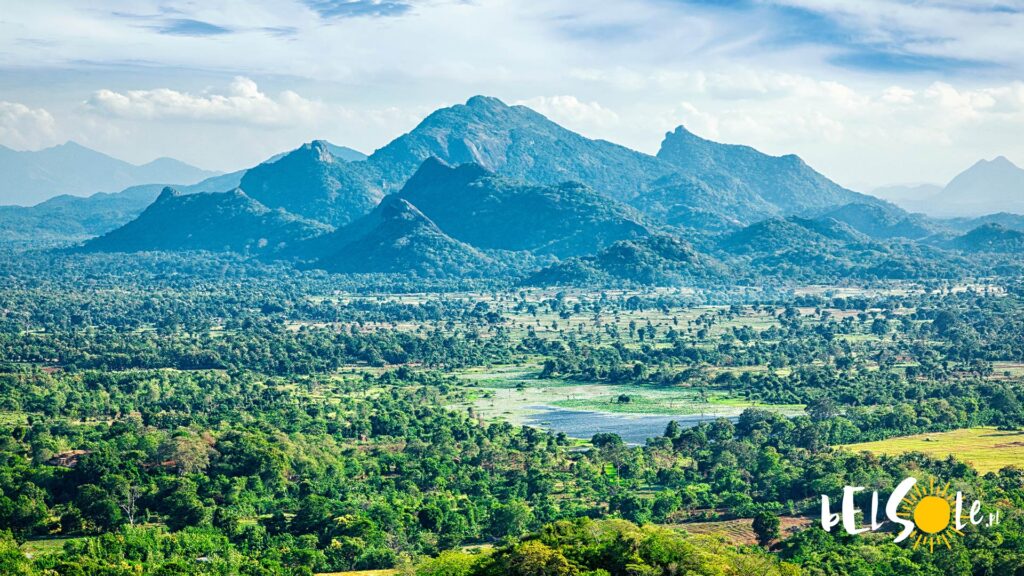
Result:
[881, 86, 915, 104]
[84, 77, 325, 127]
[514, 95, 620, 128]
[0, 102, 58, 150]
[1, 1, 1023, 184]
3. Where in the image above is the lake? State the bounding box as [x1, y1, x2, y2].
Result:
[523, 405, 736, 445]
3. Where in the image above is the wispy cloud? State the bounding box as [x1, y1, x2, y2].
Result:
[663, 0, 1024, 74]
[302, 0, 412, 19]
[110, 9, 235, 37]
[155, 18, 233, 37]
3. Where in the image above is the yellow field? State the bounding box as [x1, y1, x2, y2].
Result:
[843, 427, 1024, 474]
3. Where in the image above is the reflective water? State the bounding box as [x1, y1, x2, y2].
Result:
[523, 405, 736, 445]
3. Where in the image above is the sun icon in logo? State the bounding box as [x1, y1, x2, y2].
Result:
[898, 478, 962, 552]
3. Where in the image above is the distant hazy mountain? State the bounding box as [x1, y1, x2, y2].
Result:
[395, 158, 650, 257]
[0, 141, 219, 206]
[315, 195, 491, 277]
[0, 171, 245, 244]
[82, 187, 330, 254]
[873, 157, 1024, 217]
[240, 141, 384, 227]
[870, 183, 943, 210]
[369, 95, 673, 200]
[938, 157, 1024, 217]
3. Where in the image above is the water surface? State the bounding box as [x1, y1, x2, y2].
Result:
[523, 405, 736, 445]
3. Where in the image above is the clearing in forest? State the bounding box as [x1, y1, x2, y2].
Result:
[843, 427, 1024, 474]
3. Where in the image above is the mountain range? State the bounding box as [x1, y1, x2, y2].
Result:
[11, 95, 1022, 284]
[873, 156, 1024, 217]
[0, 141, 219, 206]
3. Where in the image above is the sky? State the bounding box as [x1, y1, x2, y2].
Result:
[2, 0, 1024, 190]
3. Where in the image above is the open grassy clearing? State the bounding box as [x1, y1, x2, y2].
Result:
[455, 366, 804, 427]
[21, 536, 87, 557]
[668, 516, 811, 545]
[843, 427, 1024, 474]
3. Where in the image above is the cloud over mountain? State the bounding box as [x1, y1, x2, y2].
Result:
[86, 77, 324, 127]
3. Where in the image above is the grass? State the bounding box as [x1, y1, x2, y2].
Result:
[842, 427, 1024, 474]
[667, 516, 810, 545]
[456, 363, 804, 428]
[21, 536, 87, 557]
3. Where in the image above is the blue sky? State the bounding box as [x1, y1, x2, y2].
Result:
[1, 0, 1023, 189]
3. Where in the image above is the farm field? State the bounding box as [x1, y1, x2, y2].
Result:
[843, 427, 1024, 474]
[674, 516, 812, 545]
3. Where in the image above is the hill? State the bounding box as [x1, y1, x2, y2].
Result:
[949, 223, 1024, 253]
[524, 234, 721, 286]
[816, 203, 934, 240]
[395, 158, 650, 257]
[81, 187, 330, 254]
[945, 212, 1024, 233]
[314, 196, 492, 277]
[369, 96, 672, 200]
[0, 141, 218, 206]
[717, 217, 967, 281]
[0, 171, 246, 245]
[239, 141, 384, 227]
[631, 173, 772, 229]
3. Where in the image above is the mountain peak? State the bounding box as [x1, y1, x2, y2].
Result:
[377, 194, 424, 218]
[464, 95, 508, 110]
[988, 155, 1018, 169]
[56, 140, 91, 151]
[305, 140, 336, 163]
[156, 186, 181, 201]
[402, 157, 493, 191]
[314, 193, 491, 277]
[239, 141, 384, 227]
[656, 124, 870, 214]
[666, 124, 700, 139]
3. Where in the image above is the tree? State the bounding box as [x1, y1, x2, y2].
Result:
[76, 485, 122, 533]
[160, 433, 211, 476]
[481, 541, 574, 576]
[0, 531, 33, 576]
[488, 499, 533, 539]
[752, 511, 780, 547]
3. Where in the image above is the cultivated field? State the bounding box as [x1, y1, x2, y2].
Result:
[843, 427, 1024, 474]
